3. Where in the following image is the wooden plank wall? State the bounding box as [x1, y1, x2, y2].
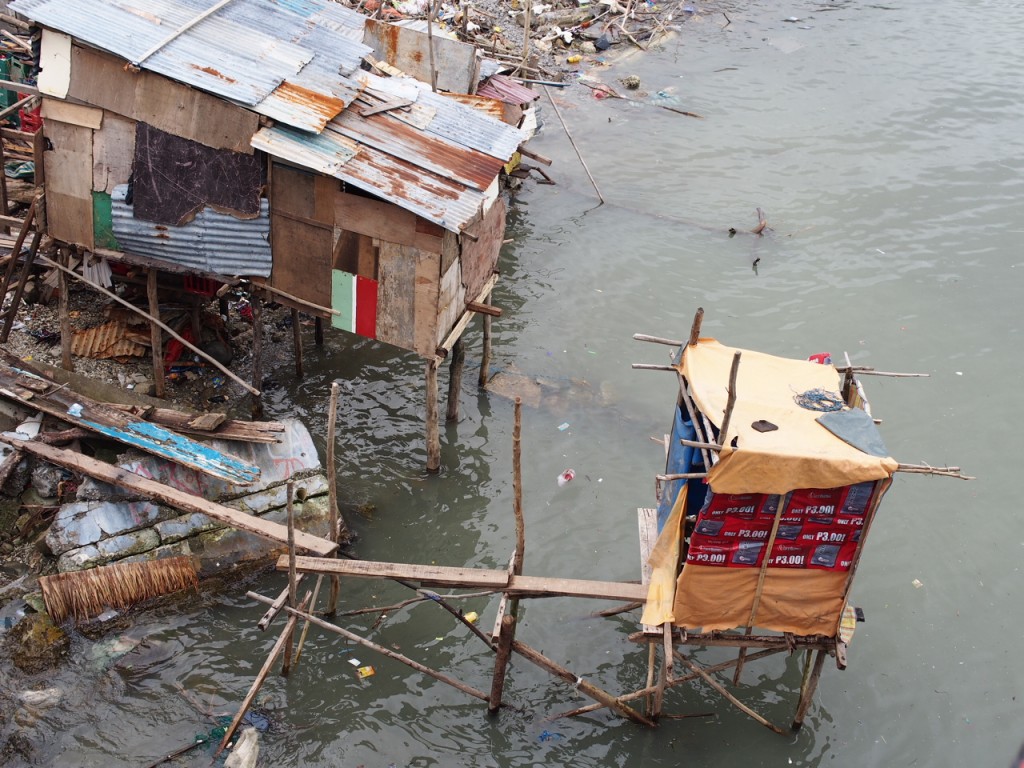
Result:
[92, 112, 135, 195]
[67, 45, 257, 154]
[270, 164, 335, 310]
[43, 119, 94, 249]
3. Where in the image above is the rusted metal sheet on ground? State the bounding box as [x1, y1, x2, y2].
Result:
[476, 74, 541, 105]
[70, 320, 148, 359]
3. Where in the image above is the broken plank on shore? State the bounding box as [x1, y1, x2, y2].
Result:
[276, 556, 649, 602]
[108, 404, 285, 443]
[0, 435, 337, 556]
[0, 362, 260, 483]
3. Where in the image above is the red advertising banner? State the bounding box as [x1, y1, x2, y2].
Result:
[684, 481, 877, 571]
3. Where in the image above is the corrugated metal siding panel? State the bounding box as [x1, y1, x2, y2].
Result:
[110, 186, 272, 276]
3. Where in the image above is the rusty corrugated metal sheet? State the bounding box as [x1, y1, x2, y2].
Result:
[10, 0, 371, 133]
[444, 93, 507, 122]
[71, 321, 148, 359]
[477, 74, 540, 105]
[110, 186, 273, 276]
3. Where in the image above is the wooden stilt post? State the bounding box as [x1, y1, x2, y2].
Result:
[488, 398, 525, 714]
[446, 337, 465, 422]
[250, 294, 263, 419]
[644, 641, 657, 716]
[314, 316, 324, 346]
[426, 358, 441, 472]
[511, 398, 524, 576]
[651, 622, 673, 719]
[791, 649, 827, 730]
[478, 290, 492, 387]
[488, 614, 515, 713]
[281, 481, 297, 676]
[688, 307, 704, 346]
[294, 573, 323, 665]
[59, 249, 72, 372]
[147, 268, 164, 398]
[292, 308, 303, 379]
[326, 381, 341, 615]
[217, 591, 312, 756]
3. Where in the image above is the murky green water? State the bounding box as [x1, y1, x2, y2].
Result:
[3, 0, 1022, 765]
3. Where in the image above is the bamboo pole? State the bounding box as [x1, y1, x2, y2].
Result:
[677, 374, 713, 470]
[633, 333, 685, 347]
[791, 649, 827, 730]
[511, 639, 656, 726]
[544, 86, 604, 205]
[446, 337, 465, 422]
[146, 268, 164, 397]
[217, 591, 312, 755]
[478, 290, 492, 387]
[656, 472, 707, 481]
[426, 359, 441, 472]
[733, 491, 791, 685]
[717, 351, 741, 447]
[247, 592, 491, 701]
[676, 653, 786, 735]
[632, 363, 677, 371]
[521, 0, 532, 72]
[35, 253, 260, 395]
[896, 463, 974, 479]
[326, 381, 341, 615]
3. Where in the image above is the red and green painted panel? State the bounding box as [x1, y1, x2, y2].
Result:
[331, 269, 378, 339]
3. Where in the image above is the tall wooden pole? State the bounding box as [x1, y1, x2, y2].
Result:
[488, 614, 515, 713]
[512, 398, 524, 577]
[146, 268, 164, 397]
[326, 381, 341, 615]
[426, 358, 441, 472]
[791, 649, 827, 730]
[446, 337, 465, 422]
[58, 249, 72, 372]
[292, 308, 303, 379]
[250, 294, 263, 419]
[478, 290, 492, 387]
[688, 307, 704, 346]
[282, 481, 297, 675]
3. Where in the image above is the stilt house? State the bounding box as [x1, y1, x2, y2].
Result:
[9, 0, 528, 463]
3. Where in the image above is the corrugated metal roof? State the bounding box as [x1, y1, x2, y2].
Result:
[12, 0, 527, 233]
[110, 186, 272, 276]
[10, 0, 371, 131]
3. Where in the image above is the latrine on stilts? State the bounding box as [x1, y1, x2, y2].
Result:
[218, 312, 971, 752]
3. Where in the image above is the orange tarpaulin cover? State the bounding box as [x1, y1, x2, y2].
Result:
[641, 339, 897, 635]
[683, 339, 897, 495]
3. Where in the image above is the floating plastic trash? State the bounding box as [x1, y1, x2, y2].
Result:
[557, 469, 576, 487]
[464, 611, 479, 624]
[67, 403, 83, 417]
[357, 665, 375, 679]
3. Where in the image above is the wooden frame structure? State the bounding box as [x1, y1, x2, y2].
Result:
[208, 318, 971, 753]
